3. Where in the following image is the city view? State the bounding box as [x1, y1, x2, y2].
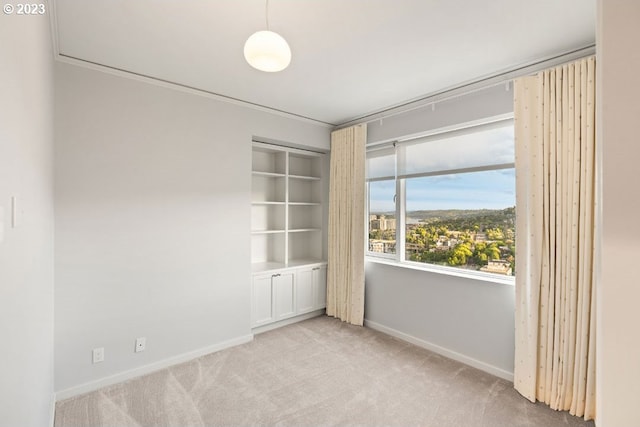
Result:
[369, 207, 516, 275]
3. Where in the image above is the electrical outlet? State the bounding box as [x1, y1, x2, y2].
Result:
[92, 347, 104, 363]
[135, 337, 146, 353]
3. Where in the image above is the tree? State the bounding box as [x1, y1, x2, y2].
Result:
[448, 243, 473, 266]
[485, 243, 501, 260]
[486, 227, 504, 241]
[418, 249, 451, 264]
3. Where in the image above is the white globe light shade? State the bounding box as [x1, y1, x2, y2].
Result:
[244, 30, 291, 72]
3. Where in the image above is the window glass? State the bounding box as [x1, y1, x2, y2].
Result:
[405, 170, 515, 275]
[366, 147, 396, 181]
[398, 124, 514, 178]
[368, 180, 396, 255]
[366, 119, 516, 278]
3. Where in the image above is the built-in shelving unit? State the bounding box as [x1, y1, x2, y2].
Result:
[251, 142, 327, 329]
[251, 142, 325, 272]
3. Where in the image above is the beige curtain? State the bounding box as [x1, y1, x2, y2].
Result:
[326, 124, 366, 326]
[513, 56, 596, 420]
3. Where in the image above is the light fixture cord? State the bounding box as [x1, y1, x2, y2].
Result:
[265, 0, 270, 30]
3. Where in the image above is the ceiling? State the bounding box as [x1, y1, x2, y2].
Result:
[53, 0, 596, 126]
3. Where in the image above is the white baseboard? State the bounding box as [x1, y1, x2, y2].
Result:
[55, 334, 253, 401]
[54, 318, 511, 403]
[364, 319, 514, 382]
[252, 310, 325, 335]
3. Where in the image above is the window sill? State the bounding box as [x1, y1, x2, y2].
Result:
[365, 256, 515, 286]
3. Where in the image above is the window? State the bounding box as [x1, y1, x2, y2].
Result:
[368, 179, 396, 255]
[366, 118, 516, 278]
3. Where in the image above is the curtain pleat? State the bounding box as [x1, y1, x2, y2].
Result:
[326, 124, 366, 326]
[514, 56, 596, 420]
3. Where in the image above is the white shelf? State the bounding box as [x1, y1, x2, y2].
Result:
[289, 204, 322, 230]
[289, 152, 322, 178]
[289, 178, 321, 204]
[251, 229, 286, 235]
[252, 174, 285, 203]
[252, 201, 286, 205]
[289, 231, 322, 262]
[289, 174, 321, 181]
[252, 261, 287, 273]
[251, 259, 327, 274]
[252, 203, 285, 232]
[252, 171, 286, 177]
[251, 142, 325, 268]
[252, 233, 285, 266]
[287, 259, 327, 268]
[253, 146, 286, 174]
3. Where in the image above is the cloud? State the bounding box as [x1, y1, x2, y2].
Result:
[368, 124, 516, 212]
[403, 169, 515, 211]
[399, 124, 514, 175]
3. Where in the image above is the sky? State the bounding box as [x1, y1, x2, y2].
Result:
[369, 168, 515, 212]
[368, 123, 515, 213]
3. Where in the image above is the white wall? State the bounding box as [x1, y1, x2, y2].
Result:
[363, 83, 516, 378]
[54, 62, 330, 393]
[0, 12, 55, 427]
[596, 1, 640, 425]
[365, 263, 515, 377]
[366, 84, 514, 144]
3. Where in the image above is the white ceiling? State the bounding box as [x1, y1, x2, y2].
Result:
[53, 0, 596, 126]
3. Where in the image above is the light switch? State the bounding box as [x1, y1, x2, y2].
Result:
[11, 196, 17, 228]
[0, 206, 4, 243]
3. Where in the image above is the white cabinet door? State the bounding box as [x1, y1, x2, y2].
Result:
[273, 272, 295, 320]
[296, 268, 315, 314]
[314, 265, 327, 310]
[252, 265, 326, 329]
[252, 274, 273, 327]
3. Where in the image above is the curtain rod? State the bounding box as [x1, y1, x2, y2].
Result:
[336, 44, 595, 129]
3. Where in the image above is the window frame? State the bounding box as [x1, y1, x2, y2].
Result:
[365, 115, 516, 285]
[366, 179, 397, 260]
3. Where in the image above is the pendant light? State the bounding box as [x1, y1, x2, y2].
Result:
[244, 0, 291, 72]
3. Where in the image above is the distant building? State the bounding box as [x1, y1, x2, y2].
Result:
[405, 242, 422, 255]
[370, 215, 396, 231]
[435, 236, 457, 248]
[480, 259, 512, 275]
[369, 240, 396, 254]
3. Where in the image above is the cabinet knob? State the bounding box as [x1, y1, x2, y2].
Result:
[272, 273, 281, 277]
[312, 267, 320, 271]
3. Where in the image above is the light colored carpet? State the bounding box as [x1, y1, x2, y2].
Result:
[55, 316, 594, 427]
